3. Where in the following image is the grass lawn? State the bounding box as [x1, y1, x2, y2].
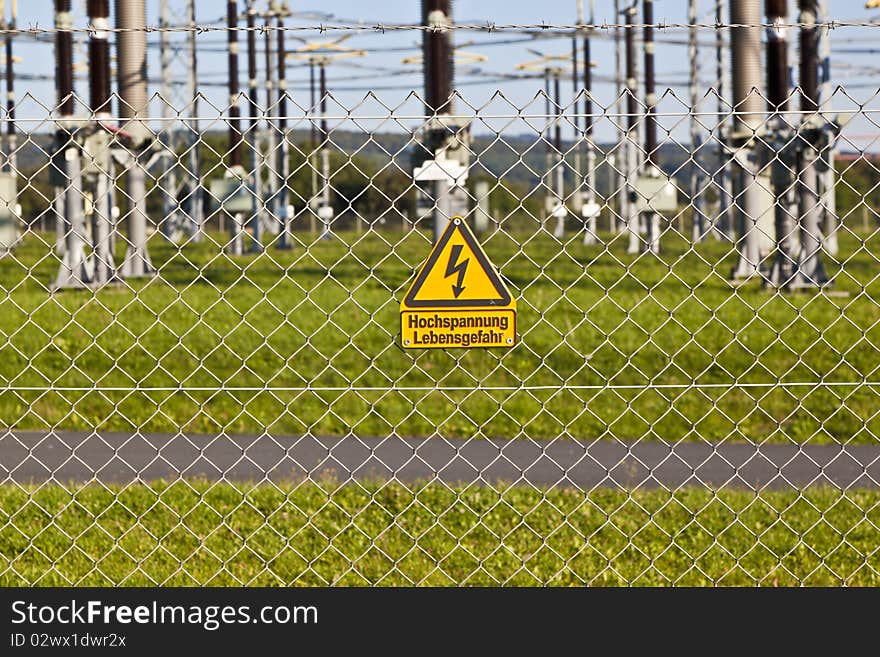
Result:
[0, 226, 878, 442]
[1, 480, 878, 586]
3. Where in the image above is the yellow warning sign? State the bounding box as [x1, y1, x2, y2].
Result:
[401, 217, 516, 349]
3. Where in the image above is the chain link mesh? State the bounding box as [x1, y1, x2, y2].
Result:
[1, 20, 880, 585]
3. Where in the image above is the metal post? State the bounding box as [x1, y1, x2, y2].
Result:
[263, 13, 278, 234]
[308, 59, 317, 235]
[319, 60, 331, 240]
[54, 193, 65, 256]
[544, 67, 552, 229]
[582, 0, 598, 244]
[553, 72, 565, 239]
[729, 0, 764, 281]
[688, 0, 707, 243]
[572, 2, 582, 219]
[624, 2, 640, 255]
[186, 0, 203, 240]
[108, 156, 117, 256]
[92, 165, 111, 280]
[789, 0, 829, 289]
[643, 0, 660, 254]
[614, 0, 627, 235]
[4, 0, 15, 175]
[55, 147, 94, 288]
[226, 0, 245, 256]
[715, 0, 733, 241]
[246, 0, 263, 251]
[88, 0, 114, 285]
[159, 0, 179, 242]
[0, 0, 17, 250]
[116, 0, 154, 279]
[53, 0, 74, 258]
[277, 3, 292, 248]
[817, 0, 837, 256]
[227, 1, 242, 170]
[125, 158, 150, 271]
[474, 180, 490, 232]
[53, 0, 92, 289]
[423, 0, 454, 243]
[766, 0, 799, 287]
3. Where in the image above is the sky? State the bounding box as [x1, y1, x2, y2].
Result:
[5, 1, 880, 150]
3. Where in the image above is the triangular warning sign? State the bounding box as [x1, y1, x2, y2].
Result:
[400, 218, 516, 349]
[403, 218, 513, 308]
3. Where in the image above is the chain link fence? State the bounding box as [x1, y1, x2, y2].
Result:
[1, 20, 880, 585]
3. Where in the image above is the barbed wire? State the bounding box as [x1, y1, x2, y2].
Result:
[6, 19, 880, 37]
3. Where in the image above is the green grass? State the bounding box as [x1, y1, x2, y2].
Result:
[2, 480, 878, 586]
[0, 226, 879, 442]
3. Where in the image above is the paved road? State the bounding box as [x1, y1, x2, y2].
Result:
[1, 432, 879, 490]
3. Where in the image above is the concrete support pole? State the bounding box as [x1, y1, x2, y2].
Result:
[186, 0, 203, 240]
[92, 166, 112, 284]
[766, 0, 799, 287]
[624, 2, 640, 255]
[792, 151, 827, 287]
[53, 0, 92, 289]
[4, 0, 16, 175]
[54, 192, 65, 256]
[108, 156, 117, 255]
[642, 0, 660, 255]
[423, 0, 454, 243]
[54, 147, 94, 288]
[116, 0, 154, 279]
[125, 164, 150, 268]
[817, 0, 838, 256]
[53, 0, 74, 258]
[572, 2, 581, 219]
[552, 73, 566, 239]
[715, 0, 733, 241]
[614, 0, 627, 235]
[319, 61, 331, 240]
[227, 1, 242, 171]
[435, 179, 453, 242]
[159, 0, 179, 242]
[543, 68, 553, 231]
[263, 14, 279, 234]
[308, 59, 317, 235]
[245, 0, 263, 251]
[789, 0, 829, 288]
[88, 0, 114, 285]
[582, 0, 599, 245]
[226, 0, 245, 256]
[277, 3, 292, 248]
[689, 0, 708, 242]
[729, 0, 764, 281]
[474, 180, 490, 232]
[821, 149, 838, 253]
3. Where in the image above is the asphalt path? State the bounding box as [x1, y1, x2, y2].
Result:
[1, 432, 879, 490]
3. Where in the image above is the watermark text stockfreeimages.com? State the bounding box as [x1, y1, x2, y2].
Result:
[10, 599, 317, 631]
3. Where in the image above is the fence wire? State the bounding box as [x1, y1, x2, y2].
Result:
[4, 19, 879, 35]
[0, 79, 880, 586]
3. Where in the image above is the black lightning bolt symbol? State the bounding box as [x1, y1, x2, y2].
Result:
[444, 244, 469, 298]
